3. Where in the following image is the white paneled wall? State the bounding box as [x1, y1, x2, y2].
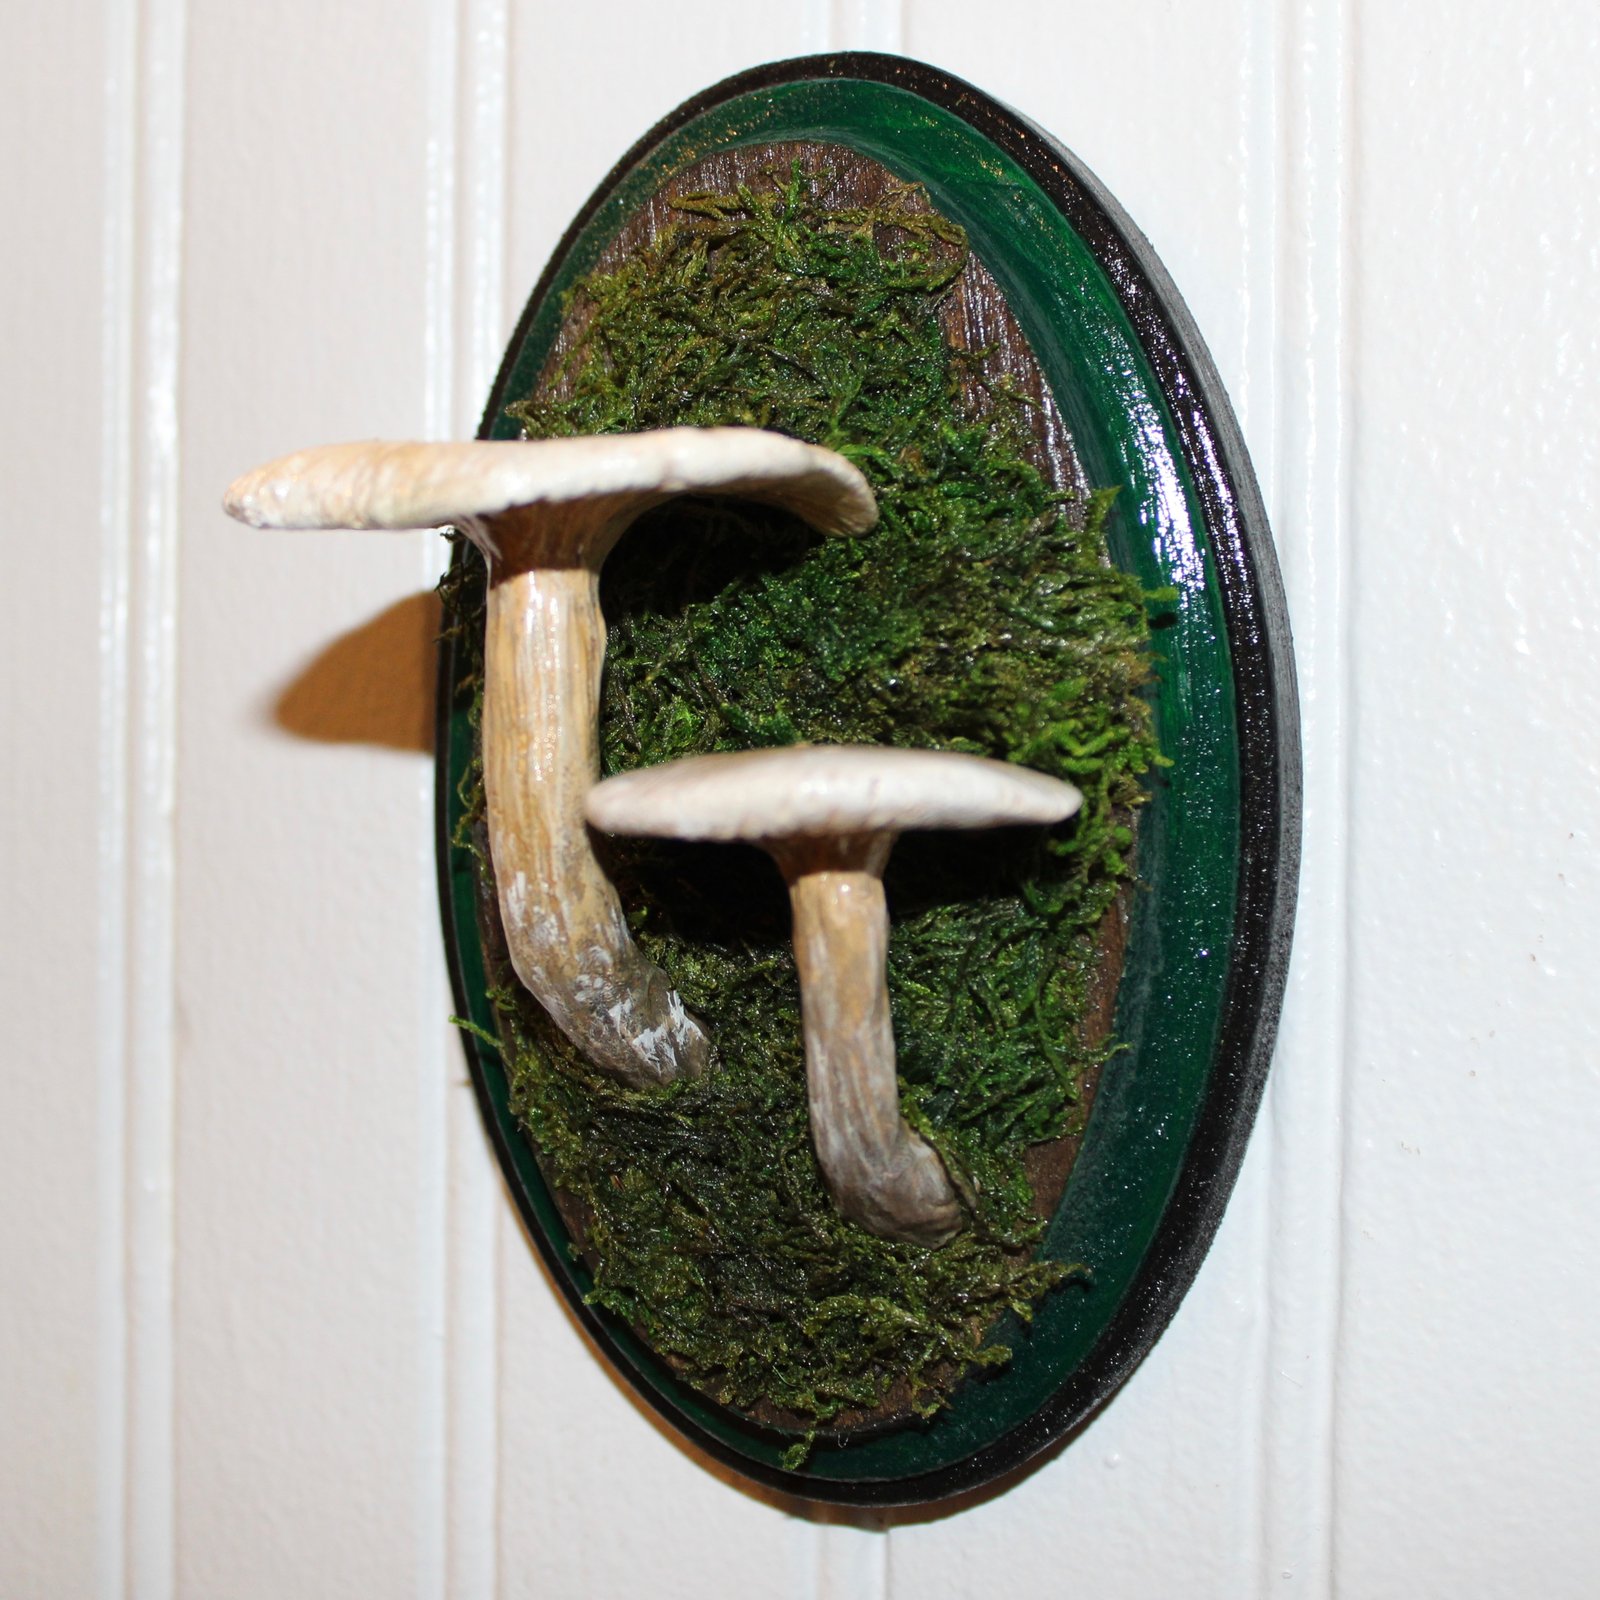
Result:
[3, 2, 1597, 1596]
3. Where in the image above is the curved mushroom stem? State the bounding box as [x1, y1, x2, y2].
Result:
[485, 553, 708, 1086]
[224, 432, 878, 1090]
[772, 834, 962, 1247]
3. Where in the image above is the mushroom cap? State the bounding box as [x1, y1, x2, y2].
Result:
[222, 428, 877, 539]
[586, 745, 1082, 843]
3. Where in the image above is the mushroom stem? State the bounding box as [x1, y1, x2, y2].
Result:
[485, 558, 707, 1085]
[585, 742, 1075, 1241]
[773, 835, 962, 1247]
[586, 745, 1078, 1244]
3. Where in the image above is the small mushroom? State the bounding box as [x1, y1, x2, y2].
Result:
[586, 745, 1082, 1244]
[224, 429, 877, 1087]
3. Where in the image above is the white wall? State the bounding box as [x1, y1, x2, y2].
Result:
[4, 2, 1597, 1595]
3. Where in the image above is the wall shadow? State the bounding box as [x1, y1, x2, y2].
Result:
[272, 590, 441, 753]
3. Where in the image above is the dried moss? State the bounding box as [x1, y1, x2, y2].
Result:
[446, 168, 1161, 1438]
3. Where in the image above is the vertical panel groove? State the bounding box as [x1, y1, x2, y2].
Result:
[420, 1, 459, 1595]
[445, 1, 507, 1594]
[828, 0, 904, 54]
[424, 0, 459, 447]
[799, 0, 829, 52]
[1259, 0, 1354, 1593]
[1329, 0, 1361, 1584]
[97, 0, 137, 1592]
[121, 0, 186, 1592]
[462, 0, 509, 423]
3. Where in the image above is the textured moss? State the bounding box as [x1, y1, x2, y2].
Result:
[445, 168, 1161, 1441]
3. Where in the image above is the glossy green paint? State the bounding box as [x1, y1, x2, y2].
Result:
[444, 76, 1239, 1484]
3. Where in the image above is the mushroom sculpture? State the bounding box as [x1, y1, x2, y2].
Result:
[586, 745, 1083, 1245]
[224, 429, 878, 1088]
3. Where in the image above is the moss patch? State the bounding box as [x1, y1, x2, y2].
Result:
[445, 167, 1162, 1441]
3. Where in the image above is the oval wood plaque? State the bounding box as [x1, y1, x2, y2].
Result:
[437, 53, 1300, 1506]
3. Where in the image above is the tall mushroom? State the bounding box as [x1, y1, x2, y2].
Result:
[224, 429, 878, 1088]
[586, 745, 1082, 1244]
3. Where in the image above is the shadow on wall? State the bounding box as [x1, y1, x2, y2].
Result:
[271, 590, 441, 753]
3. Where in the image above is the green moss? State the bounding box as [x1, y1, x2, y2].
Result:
[446, 167, 1161, 1435]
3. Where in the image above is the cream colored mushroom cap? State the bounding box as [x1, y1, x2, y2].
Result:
[586, 745, 1082, 843]
[222, 428, 877, 537]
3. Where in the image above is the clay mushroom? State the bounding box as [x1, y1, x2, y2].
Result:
[224, 429, 877, 1088]
[585, 745, 1082, 1244]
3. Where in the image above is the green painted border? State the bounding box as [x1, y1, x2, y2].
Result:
[443, 75, 1239, 1486]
